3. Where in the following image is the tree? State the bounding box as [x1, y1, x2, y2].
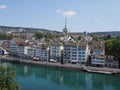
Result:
[44, 33, 54, 39]
[77, 35, 82, 40]
[35, 32, 43, 39]
[105, 39, 120, 56]
[105, 39, 120, 68]
[116, 36, 120, 39]
[0, 63, 20, 90]
[105, 40, 113, 55]
[112, 39, 120, 57]
[106, 34, 112, 40]
[92, 35, 101, 41]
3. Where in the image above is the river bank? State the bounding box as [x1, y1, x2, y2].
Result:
[1, 56, 120, 75]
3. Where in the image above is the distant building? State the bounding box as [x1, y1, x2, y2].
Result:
[12, 29, 34, 39]
[81, 31, 92, 42]
[61, 18, 75, 43]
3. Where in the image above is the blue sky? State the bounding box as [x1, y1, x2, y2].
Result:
[0, 0, 120, 32]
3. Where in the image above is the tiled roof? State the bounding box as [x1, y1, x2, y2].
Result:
[78, 42, 87, 47]
[51, 43, 62, 46]
[13, 38, 25, 46]
[63, 42, 87, 47]
[89, 41, 105, 50]
[13, 38, 35, 46]
[64, 42, 78, 46]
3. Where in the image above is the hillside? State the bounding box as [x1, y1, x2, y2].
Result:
[0, 25, 120, 37]
[90, 31, 120, 36]
[0, 25, 60, 34]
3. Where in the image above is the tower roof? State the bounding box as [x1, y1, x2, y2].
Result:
[63, 17, 68, 33]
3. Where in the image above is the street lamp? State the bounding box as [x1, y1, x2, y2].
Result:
[47, 47, 50, 62]
[60, 45, 64, 64]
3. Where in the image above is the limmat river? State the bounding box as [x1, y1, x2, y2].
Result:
[5, 62, 120, 90]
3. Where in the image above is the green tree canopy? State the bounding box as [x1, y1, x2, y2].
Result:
[0, 63, 20, 90]
[92, 35, 101, 41]
[35, 32, 55, 40]
[0, 34, 13, 40]
[35, 32, 43, 39]
[44, 33, 54, 39]
[104, 34, 113, 40]
[77, 35, 82, 40]
[105, 39, 120, 58]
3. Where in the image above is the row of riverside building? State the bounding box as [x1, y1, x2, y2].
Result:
[1, 20, 119, 68]
[8, 21, 106, 67]
[9, 36, 105, 67]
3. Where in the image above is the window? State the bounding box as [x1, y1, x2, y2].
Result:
[72, 52, 77, 54]
[79, 52, 81, 54]
[79, 55, 81, 57]
[72, 55, 77, 57]
[82, 52, 85, 54]
[82, 55, 85, 57]
[72, 58, 77, 60]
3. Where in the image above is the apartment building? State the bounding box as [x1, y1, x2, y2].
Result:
[9, 38, 32, 58]
[89, 41, 105, 66]
[34, 44, 49, 61]
[63, 42, 89, 64]
[34, 44, 41, 60]
[63, 44, 71, 63]
[77, 42, 89, 63]
[50, 43, 62, 62]
[9, 38, 23, 57]
[27, 47, 35, 59]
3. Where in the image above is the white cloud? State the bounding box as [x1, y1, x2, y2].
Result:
[0, 5, 7, 9]
[56, 9, 63, 13]
[56, 9, 77, 18]
[63, 11, 77, 17]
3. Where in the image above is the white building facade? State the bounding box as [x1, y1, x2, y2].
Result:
[63, 42, 89, 64]
[27, 47, 35, 59]
[77, 44, 89, 63]
[34, 45, 41, 59]
[90, 41, 105, 66]
[63, 44, 71, 63]
[34, 44, 49, 61]
[50, 43, 62, 62]
[9, 38, 18, 57]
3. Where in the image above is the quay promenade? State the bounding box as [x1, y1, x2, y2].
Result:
[1, 56, 120, 75]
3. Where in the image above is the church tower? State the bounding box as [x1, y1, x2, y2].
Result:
[63, 17, 68, 36]
[62, 17, 69, 42]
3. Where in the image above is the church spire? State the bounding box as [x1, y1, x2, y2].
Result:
[63, 17, 68, 34]
[65, 17, 67, 29]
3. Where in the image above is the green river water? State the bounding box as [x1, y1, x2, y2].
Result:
[3, 62, 120, 90]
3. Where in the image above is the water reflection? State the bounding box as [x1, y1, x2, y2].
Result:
[12, 63, 120, 90]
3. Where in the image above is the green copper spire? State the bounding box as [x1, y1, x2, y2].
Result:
[65, 17, 67, 28]
[63, 17, 68, 34]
